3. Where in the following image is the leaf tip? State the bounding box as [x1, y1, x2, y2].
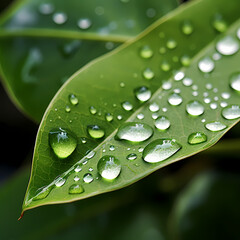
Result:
[18, 211, 24, 221]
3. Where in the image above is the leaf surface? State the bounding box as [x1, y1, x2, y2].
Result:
[23, 0, 240, 211]
[0, 0, 178, 121]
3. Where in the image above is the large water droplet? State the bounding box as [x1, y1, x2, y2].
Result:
[122, 101, 133, 111]
[53, 12, 67, 25]
[115, 122, 153, 142]
[198, 57, 215, 73]
[33, 186, 51, 201]
[69, 184, 84, 194]
[143, 68, 155, 80]
[134, 86, 151, 102]
[77, 18, 92, 30]
[83, 173, 93, 183]
[222, 105, 240, 119]
[155, 116, 170, 130]
[212, 14, 227, 33]
[97, 155, 121, 180]
[87, 125, 105, 139]
[205, 121, 227, 131]
[168, 93, 183, 106]
[69, 94, 78, 105]
[49, 128, 77, 159]
[186, 101, 205, 116]
[188, 132, 207, 144]
[126, 153, 137, 161]
[230, 73, 240, 92]
[143, 139, 182, 163]
[140, 45, 153, 59]
[181, 20, 194, 35]
[216, 36, 239, 55]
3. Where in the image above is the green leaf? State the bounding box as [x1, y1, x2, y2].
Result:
[23, 0, 240, 212]
[0, 0, 178, 122]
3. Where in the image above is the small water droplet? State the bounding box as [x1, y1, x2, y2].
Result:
[149, 102, 159, 112]
[126, 153, 137, 160]
[77, 18, 92, 29]
[162, 107, 168, 112]
[69, 94, 78, 105]
[221, 92, 230, 99]
[182, 77, 193, 87]
[83, 173, 93, 183]
[230, 72, 240, 92]
[33, 187, 51, 201]
[134, 86, 151, 102]
[105, 113, 113, 122]
[65, 105, 71, 113]
[55, 177, 66, 187]
[212, 52, 221, 61]
[155, 116, 170, 130]
[109, 145, 115, 151]
[186, 101, 205, 116]
[210, 102, 218, 109]
[212, 14, 227, 32]
[220, 102, 228, 108]
[122, 101, 133, 111]
[38, 3, 54, 15]
[137, 113, 144, 120]
[117, 115, 123, 120]
[74, 176, 80, 182]
[87, 125, 105, 139]
[75, 165, 82, 172]
[89, 167, 93, 172]
[198, 57, 215, 73]
[181, 20, 194, 35]
[188, 132, 207, 144]
[69, 184, 84, 194]
[86, 150, 95, 159]
[205, 121, 227, 131]
[80, 138, 87, 144]
[204, 98, 211, 104]
[168, 93, 183, 106]
[146, 8, 156, 18]
[143, 68, 155, 80]
[97, 155, 121, 180]
[174, 71, 185, 81]
[161, 60, 171, 72]
[166, 39, 177, 49]
[206, 83, 213, 90]
[152, 113, 159, 119]
[138, 147, 144, 153]
[143, 139, 182, 163]
[140, 45, 153, 59]
[89, 106, 97, 115]
[222, 105, 240, 119]
[180, 55, 191, 66]
[49, 128, 77, 159]
[159, 47, 166, 54]
[216, 36, 239, 55]
[162, 81, 172, 90]
[115, 122, 153, 142]
[53, 12, 67, 25]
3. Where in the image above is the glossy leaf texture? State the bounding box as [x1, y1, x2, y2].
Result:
[23, 0, 240, 212]
[0, 0, 178, 122]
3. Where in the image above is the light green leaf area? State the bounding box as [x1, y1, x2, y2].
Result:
[23, 0, 240, 212]
[0, 0, 178, 122]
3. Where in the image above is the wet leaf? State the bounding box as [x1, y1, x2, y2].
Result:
[23, 0, 240, 211]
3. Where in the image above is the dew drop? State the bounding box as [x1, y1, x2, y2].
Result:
[155, 116, 170, 130]
[162, 81, 172, 90]
[61, 40, 81, 58]
[80, 138, 87, 144]
[33, 187, 51, 201]
[105, 113, 113, 122]
[230, 73, 240, 92]
[180, 55, 191, 66]
[134, 86, 151, 102]
[166, 39, 177, 49]
[152, 113, 159, 120]
[89, 106, 97, 115]
[49, 128, 77, 159]
[117, 115, 123, 120]
[138, 147, 144, 153]
[83, 173, 93, 183]
[143, 68, 155, 80]
[182, 77, 193, 87]
[216, 36, 239, 55]
[53, 12, 67, 25]
[38, 3, 54, 15]
[205, 121, 227, 131]
[159, 47, 166, 54]
[198, 57, 215, 73]
[86, 150, 95, 159]
[77, 18, 92, 29]
[143, 139, 182, 163]
[140, 45, 153, 59]
[74, 165, 82, 172]
[109, 145, 115, 151]
[115, 122, 153, 142]
[65, 105, 71, 113]
[204, 98, 211, 104]
[87, 125, 105, 139]
[222, 105, 240, 119]
[69, 184, 84, 194]
[74, 176, 80, 182]
[188, 132, 207, 145]
[212, 14, 227, 33]
[174, 71, 185, 81]
[168, 93, 183, 106]
[122, 101, 133, 111]
[181, 20, 194, 35]
[69, 94, 78, 105]
[210, 102, 218, 109]
[220, 102, 228, 108]
[186, 101, 205, 116]
[149, 102, 159, 112]
[212, 52, 221, 61]
[137, 113, 144, 120]
[161, 60, 171, 72]
[221, 92, 230, 99]
[55, 177, 66, 187]
[126, 153, 137, 161]
[97, 155, 121, 180]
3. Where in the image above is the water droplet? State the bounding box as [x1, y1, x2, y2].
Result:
[75, 165, 82, 172]
[220, 102, 228, 108]
[61, 40, 81, 58]
[134, 86, 151, 102]
[168, 93, 183, 106]
[146, 8, 156, 18]
[152, 113, 159, 119]
[74, 176, 80, 182]
[89, 167, 93, 172]
[192, 91, 198, 97]
[38, 3, 54, 15]
[143, 139, 182, 163]
[204, 98, 211, 104]
[159, 47, 166, 54]
[49, 128, 77, 159]
[206, 83, 213, 90]
[143, 68, 154, 80]
[205, 121, 227, 131]
[174, 71, 185, 81]
[83, 173, 93, 183]
[222, 105, 240, 119]
[182, 77, 193, 87]
[162, 107, 168, 112]
[117, 115, 123, 120]
[188, 132, 207, 144]
[122, 101, 133, 111]
[120, 82, 125, 88]
[181, 20, 194, 35]
[105, 42, 114, 50]
[65, 105, 71, 113]
[212, 14, 227, 32]
[77, 18, 92, 30]
[186, 101, 205, 116]
[212, 52, 221, 61]
[162, 81, 172, 90]
[140, 45, 153, 59]
[69, 184, 84, 194]
[198, 57, 215, 73]
[55, 177, 66, 187]
[137, 113, 144, 120]
[33, 187, 51, 201]
[115, 122, 153, 142]
[87, 125, 105, 139]
[216, 36, 239, 55]
[221, 92, 230, 99]
[89, 106, 97, 115]
[166, 39, 177, 49]
[126, 153, 137, 160]
[105, 113, 113, 122]
[230, 73, 240, 92]
[80, 138, 87, 144]
[69, 94, 78, 105]
[210, 102, 218, 109]
[161, 60, 171, 72]
[155, 116, 170, 130]
[53, 12, 67, 25]
[180, 55, 191, 66]
[109, 145, 115, 151]
[138, 147, 144, 153]
[86, 150, 95, 159]
[149, 102, 159, 112]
